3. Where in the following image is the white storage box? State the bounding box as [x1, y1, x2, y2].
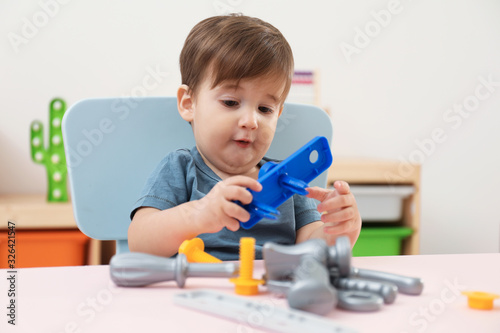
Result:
[344, 185, 415, 222]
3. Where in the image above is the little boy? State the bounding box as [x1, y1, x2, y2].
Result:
[128, 14, 361, 260]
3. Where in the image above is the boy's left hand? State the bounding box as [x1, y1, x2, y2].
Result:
[306, 180, 361, 241]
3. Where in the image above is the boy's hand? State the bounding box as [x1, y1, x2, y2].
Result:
[194, 176, 262, 233]
[306, 180, 361, 239]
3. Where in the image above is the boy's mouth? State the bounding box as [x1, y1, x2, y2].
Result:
[234, 139, 252, 148]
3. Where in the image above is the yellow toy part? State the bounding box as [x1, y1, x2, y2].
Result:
[461, 291, 500, 310]
[230, 237, 264, 295]
[178, 238, 222, 263]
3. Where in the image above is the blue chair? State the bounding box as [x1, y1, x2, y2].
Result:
[62, 97, 333, 254]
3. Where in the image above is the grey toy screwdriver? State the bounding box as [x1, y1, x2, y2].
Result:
[110, 252, 239, 288]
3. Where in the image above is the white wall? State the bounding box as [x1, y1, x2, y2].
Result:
[1, 0, 499, 254]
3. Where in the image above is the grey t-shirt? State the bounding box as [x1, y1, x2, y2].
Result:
[131, 146, 321, 260]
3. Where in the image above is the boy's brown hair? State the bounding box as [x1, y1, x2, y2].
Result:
[180, 14, 294, 103]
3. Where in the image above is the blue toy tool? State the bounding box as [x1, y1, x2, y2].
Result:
[239, 136, 333, 229]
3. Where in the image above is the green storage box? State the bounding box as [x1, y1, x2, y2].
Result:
[352, 227, 413, 257]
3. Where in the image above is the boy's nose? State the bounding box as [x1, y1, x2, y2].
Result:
[238, 108, 258, 129]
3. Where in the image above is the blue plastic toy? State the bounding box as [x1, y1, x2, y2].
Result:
[239, 136, 333, 229]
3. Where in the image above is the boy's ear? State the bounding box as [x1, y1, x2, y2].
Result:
[278, 105, 284, 117]
[177, 84, 194, 122]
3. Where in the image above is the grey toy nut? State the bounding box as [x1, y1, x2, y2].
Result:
[337, 290, 384, 312]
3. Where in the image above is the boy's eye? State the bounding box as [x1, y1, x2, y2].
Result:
[222, 100, 239, 107]
[258, 106, 273, 114]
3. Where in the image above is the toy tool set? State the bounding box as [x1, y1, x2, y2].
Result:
[109, 137, 425, 332]
[110, 236, 424, 333]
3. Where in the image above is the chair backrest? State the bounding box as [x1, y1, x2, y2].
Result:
[62, 97, 333, 253]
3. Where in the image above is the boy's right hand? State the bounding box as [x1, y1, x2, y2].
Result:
[193, 176, 262, 233]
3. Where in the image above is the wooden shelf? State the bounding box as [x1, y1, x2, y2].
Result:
[328, 158, 420, 185]
[0, 194, 101, 265]
[0, 194, 76, 229]
[327, 158, 421, 255]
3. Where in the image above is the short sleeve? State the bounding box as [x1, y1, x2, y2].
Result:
[293, 194, 321, 230]
[130, 149, 194, 219]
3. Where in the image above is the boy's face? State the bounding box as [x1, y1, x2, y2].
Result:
[178, 74, 284, 179]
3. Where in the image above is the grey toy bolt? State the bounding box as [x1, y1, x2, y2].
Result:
[350, 267, 423, 295]
[333, 277, 398, 304]
[110, 252, 238, 288]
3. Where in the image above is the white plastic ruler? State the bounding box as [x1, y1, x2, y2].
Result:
[173, 290, 358, 333]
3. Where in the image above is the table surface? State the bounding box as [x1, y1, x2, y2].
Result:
[1, 253, 499, 333]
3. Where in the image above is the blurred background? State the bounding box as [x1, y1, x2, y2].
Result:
[1, 0, 499, 255]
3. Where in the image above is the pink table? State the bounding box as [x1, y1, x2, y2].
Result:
[1, 253, 499, 333]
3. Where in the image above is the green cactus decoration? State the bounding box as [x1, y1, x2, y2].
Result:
[30, 98, 68, 202]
